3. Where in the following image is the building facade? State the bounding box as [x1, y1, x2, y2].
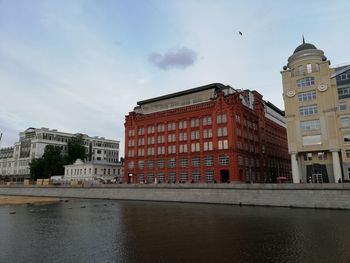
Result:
[0, 127, 120, 180]
[63, 159, 124, 183]
[124, 83, 290, 184]
[281, 38, 350, 183]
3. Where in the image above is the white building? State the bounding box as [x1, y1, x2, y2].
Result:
[0, 127, 120, 180]
[63, 159, 124, 183]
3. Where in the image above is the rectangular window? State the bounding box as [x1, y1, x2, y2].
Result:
[300, 119, 320, 131]
[180, 172, 188, 182]
[297, 77, 315, 88]
[344, 134, 350, 143]
[346, 150, 350, 159]
[192, 171, 201, 183]
[138, 160, 144, 169]
[205, 170, 214, 183]
[148, 160, 154, 169]
[192, 157, 200, 167]
[219, 155, 229, 165]
[340, 102, 347, 111]
[299, 105, 318, 116]
[338, 85, 350, 99]
[307, 64, 312, 73]
[168, 172, 176, 183]
[302, 135, 321, 146]
[318, 152, 327, 161]
[157, 159, 165, 168]
[180, 157, 188, 168]
[204, 156, 214, 166]
[298, 90, 316, 102]
[341, 117, 350, 127]
[168, 158, 176, 168]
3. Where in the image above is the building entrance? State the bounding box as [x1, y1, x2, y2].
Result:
[220, 170, 230, 183]
[306, 164, 329, 183]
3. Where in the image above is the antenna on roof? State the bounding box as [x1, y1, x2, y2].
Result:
[302, 35, 305, 44]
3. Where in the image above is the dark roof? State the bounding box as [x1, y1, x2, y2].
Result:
[265, 101, 285, 116]
[293, 43, 317, 54]
[137, 83, 228, 106]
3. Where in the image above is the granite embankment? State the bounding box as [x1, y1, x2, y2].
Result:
[0, 183, 349, 209]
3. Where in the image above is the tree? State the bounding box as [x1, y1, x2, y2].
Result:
[65, 135, 87, 164]
[42, 145, 65, 177]
[29, 157, 45, 180]
[29, 145, 64, 180]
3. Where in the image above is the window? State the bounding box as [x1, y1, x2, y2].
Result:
[138, 160, 144, 169]
[203, 141, 213, 151]
[235, 114, 241, 123]
[179, 120, 187, 129]
[180, 157, 188, 168]
[341, 117, 350, 127]
[157, 124, 165, 132]
[204, 156, 214, 166]
[168, 172, 176, 183]
[167, 122, 176, 131]
[157, 172, 165, 183]
[315, 64, 320, 72]
[203, 129, 212, 138]
[147, 173, 154, 183]
[216, 113, 227, 124]
[346, 150, 350, 159]
[202, 116, 212, 126]
[128, 161, 134, 169]
[298, 91, 316, 102]
[179, 144, 188, 153]
[191, 130, 200, 140]
[180, 172, 188, 182]
[192, 171, 201, 183]
[218, 127, 227, 137]
[340, 102, 347, 111]
[299, 105, 318, 116]
[157, 159, 165, 168]
[192, 157, 200, 167]
[179, 132, 187, 141]
[148, 160, 154, 169]
[297, 77, 315, 88]
[338, 85, 350, 99]
[138, 174, 144, 183]
[307, 64, 312, 73]
[218, 140, 228, 150]
[318, 152, 327, 161]
[344, 134, 350, 143]
[300, 120, 320, 131]
[205, 170, 214, 183]
[219, 155, 229, 165]
[168, 158, 176, 168]
[147, 126, 155, 134]
[302, 135, 321, 146]
[190, 118, 199, 128]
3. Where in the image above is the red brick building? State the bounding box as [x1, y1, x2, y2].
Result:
[124, 83, 290, 183]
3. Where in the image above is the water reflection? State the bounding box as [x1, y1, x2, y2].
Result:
[0, 200, 349, 263]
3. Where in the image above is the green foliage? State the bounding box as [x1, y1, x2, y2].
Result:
[66, 135, 87, 164]
[29, 158, 45, 179]
[29, 145, 64, 180]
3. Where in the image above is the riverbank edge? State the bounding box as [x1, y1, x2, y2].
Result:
[0, 184, 349, 210]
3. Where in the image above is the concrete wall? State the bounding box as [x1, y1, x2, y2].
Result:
[1, 184, 350, 210]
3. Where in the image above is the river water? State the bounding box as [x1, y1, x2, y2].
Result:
[0, 199, 349, 263]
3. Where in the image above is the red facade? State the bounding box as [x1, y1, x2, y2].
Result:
[124, 84, 290, 183]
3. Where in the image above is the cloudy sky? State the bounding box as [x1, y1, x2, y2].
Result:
[1, 0, 350, 155]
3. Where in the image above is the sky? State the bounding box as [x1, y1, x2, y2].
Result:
[1, 0, 350, 155]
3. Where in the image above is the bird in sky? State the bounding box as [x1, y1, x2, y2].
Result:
[239, 31, 243, 36]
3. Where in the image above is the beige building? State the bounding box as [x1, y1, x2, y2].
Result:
[281, 38, 350, 183]
[0, 127, 120, 180]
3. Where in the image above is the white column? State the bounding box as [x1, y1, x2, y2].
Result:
[332, 151, 342, 183]
[291, 153, 300, 183]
